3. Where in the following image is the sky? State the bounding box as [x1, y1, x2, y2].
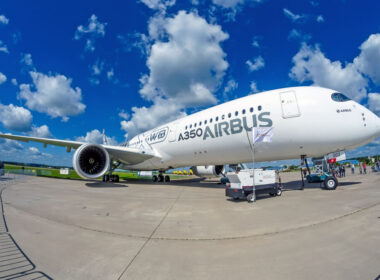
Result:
[0, 0, 379, 166]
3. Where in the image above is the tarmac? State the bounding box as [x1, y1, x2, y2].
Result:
[0, 171, 379, 280]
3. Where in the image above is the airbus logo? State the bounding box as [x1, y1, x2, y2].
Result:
[178, 112, 273, 142]
[337, 109, 352, 113]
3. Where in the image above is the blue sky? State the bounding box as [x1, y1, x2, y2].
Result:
[0, 0, 379, 166]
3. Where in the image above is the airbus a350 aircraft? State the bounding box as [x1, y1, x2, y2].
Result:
[1, 86, 379, 184]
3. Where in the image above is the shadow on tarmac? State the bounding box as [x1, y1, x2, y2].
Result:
[0, 188, 53, 279]
[85, 182, 129, 188]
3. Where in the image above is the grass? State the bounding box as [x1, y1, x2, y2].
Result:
[3, 164, 184, 181]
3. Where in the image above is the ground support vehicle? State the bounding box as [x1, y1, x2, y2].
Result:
[225, 169, 281, 203]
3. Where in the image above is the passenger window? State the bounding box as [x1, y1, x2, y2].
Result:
[210, 118, 213, 123]
[258, 105, 262, 111]
[185, 126, 187, 130]
[242, 109, 246, 114]
[222, 115, 225, 120]
[190, 124, 192, 129]
[199, 121, 202, 126]
[204, 120, 207, 124]
[250, 107, 253, 113]
[194, 123, 197, 128]
[228, 113, 231, 118]
[216, 116, 219, 121]
[235, 111, 238, 116]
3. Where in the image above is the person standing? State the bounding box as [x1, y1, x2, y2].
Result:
[363, 162, 367, 174]
[342, 165, 346, 177]
[351, 163, 355, 174]
[376, 160, 380, 172]
[359, 162, 363, 174]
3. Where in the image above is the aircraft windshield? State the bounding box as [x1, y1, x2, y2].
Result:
[331, 93, 351, 102]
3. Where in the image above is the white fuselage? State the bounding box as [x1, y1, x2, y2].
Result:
[123, 87, 380, 171]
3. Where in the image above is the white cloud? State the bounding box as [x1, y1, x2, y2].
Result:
[368, 93, 380, 115]
[121, 11, 229, 138]
[11, 78, 17, 86]
[250, 81, 259, 93]
[30, 125, 52, 138]
[246, 56, 265, 72]
[283, 8, 305, 23]
[75, 129, 117, 145]
[21, 53, 33, 66]
[316, 15, 324, 22]
[121, 99, 186, 138]
[251, 37, 260, 48]
[223, 79, 238, 94]
[107, 69, 114, 80]
[0, 104, 32, 131]
[354, 33, 380, 85]
[288, 29, 311, 42]
[0, 40, 9, 53]
[91, 59, 104, 76]
[211, 0, 263, 21]
[212, 0, 245, 9]
[0, 72, 6, 84]
[223, 79, 238, 100]
[0, 15, 9, 25]
[19, 71, 86, 121]
[289, 44, 368, 101]
[140, 0, 176, 10]
[74, 14, 107, 52]
[118, 110, 129, 120]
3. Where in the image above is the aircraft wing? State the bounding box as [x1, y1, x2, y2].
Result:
[0, 133, 156, 165]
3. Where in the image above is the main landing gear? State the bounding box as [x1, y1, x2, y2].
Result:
[102, 174, 119, 182]
[102, 162, 120, 182]
[152, 171, 170, 183]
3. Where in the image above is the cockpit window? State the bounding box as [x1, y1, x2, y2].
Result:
[331, 93, 351, 102]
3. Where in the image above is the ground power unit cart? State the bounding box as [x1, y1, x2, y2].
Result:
[225, 169, 282, 203]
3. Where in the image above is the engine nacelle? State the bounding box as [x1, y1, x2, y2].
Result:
[190, 165, 225, 178]
[73, 144, 110, 179]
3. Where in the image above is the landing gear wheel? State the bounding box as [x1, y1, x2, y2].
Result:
[276, 188, 282, 196]
[152, 175, 158, 182]
[247, 192, 256, 203]
[158, 174, 164, 182]
[164, 175, 170, 182]
[114, 175, 119, 182]
[269, 192, 276, 197]
[324, 176, 338, 190]
[104, 174, 110, 182]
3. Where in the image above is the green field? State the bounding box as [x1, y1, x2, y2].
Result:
[3, 164, 182, 181]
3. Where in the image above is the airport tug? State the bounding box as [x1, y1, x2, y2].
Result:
[225, 169, 282, 203]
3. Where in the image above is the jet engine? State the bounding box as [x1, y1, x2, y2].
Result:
[190, 165, 225, 178]
[73, 144, 110, 179]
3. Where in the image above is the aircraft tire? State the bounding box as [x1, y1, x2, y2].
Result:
[152, 175, 158, 182]
[114, 175, 119, 182]
[276, 188, 282, 196]
[158, 175, 164, 182]
[324, 176, 338, 190]
[164, 175, 170, 182]
[247, 193, 256, 203]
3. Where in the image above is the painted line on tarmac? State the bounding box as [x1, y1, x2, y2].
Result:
[117, 187, 185, 280]
[6, 198, 380, 243]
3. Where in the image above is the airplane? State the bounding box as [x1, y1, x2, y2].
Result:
[1, 86, 379, 188]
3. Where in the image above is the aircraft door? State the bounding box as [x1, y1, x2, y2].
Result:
[168, 123, 178, 142]
[279, 91, 301, 118]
